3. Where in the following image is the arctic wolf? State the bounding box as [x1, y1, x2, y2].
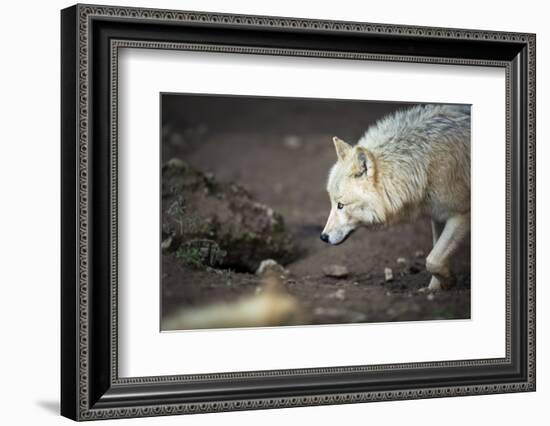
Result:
[320, 104, 470, 291]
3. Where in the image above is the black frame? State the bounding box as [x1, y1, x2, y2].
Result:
[61, 4, 536, 421]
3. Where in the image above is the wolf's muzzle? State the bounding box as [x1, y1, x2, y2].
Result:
[319, 233, 330, 243]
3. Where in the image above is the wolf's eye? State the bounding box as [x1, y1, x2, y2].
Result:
[337, 202, 344, 210]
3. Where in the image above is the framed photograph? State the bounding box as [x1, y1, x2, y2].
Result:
[61, 4, 536, 421]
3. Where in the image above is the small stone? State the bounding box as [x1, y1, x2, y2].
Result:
[328, 288, 346, 300]
[256, 259, 286, 276]
[385, 291, 392, 297]
[415, 250, 425, 258]
[352, 281, 359, 286]
[283, 135, 302, 149]
[397, 257, 407, 265]
[427, 293, 435, 301]
[384, 267, 393, 282]
[161, 236, 173, 251]
[323, 264, 349, 278]
[166, 157, 186, 168]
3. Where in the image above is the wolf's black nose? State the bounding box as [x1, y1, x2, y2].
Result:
[320, 233, 329, 243]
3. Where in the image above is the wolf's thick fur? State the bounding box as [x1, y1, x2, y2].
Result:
[321, 104, 470, 290]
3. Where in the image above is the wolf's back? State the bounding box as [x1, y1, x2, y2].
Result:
[359, 104, 471, 219]
[360, 103, 470, 152]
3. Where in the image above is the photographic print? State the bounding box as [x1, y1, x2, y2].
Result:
[160, 94, 471, 331]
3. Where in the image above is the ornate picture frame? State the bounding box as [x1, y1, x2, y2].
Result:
[61, 4, 535, 420]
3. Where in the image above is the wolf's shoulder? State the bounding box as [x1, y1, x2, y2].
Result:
[358, 104, 470, 150]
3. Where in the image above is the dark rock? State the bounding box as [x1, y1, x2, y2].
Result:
[162, 160, 296, 272]
[408, 264, 422, 274]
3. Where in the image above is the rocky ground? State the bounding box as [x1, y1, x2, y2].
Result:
[160, 95, 470, 330]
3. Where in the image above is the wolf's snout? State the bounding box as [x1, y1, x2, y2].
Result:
[319, 233, 330, 243]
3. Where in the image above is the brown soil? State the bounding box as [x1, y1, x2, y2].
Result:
[161, 95, 470, 326]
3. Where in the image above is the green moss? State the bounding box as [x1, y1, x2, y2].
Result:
[175, 239, 227, 269]
[271, 215, 285, 233]
[175, 246, 205, 269]
[166, 198, 184, 217]
[203, 173, 219, 193]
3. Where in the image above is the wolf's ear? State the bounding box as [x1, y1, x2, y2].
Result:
[351, 147, 372, 177]
[333, 136, 351, 161]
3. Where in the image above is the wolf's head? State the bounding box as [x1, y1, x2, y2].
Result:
[320, 137, 384, 245]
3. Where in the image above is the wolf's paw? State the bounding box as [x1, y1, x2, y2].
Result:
[419, 275, 455, 293]
[418, 279, 439, 293]
[425, 258, 450, 278]
[428, 275, 443, 291]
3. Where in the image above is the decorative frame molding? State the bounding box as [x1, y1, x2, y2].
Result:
[61, 4, 536, 421]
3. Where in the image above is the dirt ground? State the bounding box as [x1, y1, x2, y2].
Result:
[161, 94, 470, 327]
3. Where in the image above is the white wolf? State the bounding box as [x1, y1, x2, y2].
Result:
[320, 104, 470, 291]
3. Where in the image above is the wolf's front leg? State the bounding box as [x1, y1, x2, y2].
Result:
[425, 213, 470, 291]
[428, 220, 446, 290]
